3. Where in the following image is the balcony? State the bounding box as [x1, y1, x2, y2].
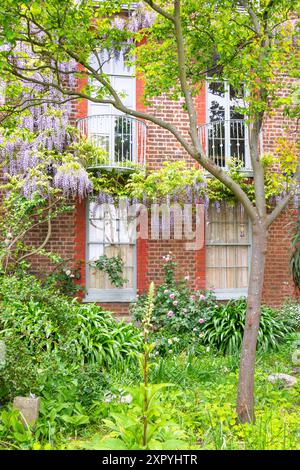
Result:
[198, 119, 254, 172]
[77, 114, 148, 171]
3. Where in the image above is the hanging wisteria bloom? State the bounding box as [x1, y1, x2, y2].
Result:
[0, 41, 93, 200]
[54, 162, 93, 200]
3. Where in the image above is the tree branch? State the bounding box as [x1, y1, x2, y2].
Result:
[18, 215, 52, 263]
[144, 0, 175, 22]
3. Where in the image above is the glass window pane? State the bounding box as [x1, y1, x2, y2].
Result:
[88, 204, 136, 291]
[208, 82, 225, 122]
[206, 204, 250, 290]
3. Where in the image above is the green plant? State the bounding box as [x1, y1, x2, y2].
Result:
[44, 260, 82, 296]
[0, 408, 35, 450]
[91, 254, 128, 288]
[78, 283, 188, 450]
[201, 299, 294, 355]
[277, 300, 300, 330]
[81, 384, 187, 450]
[0, 273, 142, 402]
[130, 253, 216, 339]
[0, 338, 40, 403]
[65, 303, 142, 365]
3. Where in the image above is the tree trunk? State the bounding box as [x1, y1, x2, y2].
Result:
[237, 220, 268, 423]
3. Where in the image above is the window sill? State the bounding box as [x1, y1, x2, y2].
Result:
[84, 288, 136, 303]
[213, 289, 248, 301]
[205, 169, 253, 178]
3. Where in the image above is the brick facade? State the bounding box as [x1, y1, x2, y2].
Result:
[15, 73, 298, 314]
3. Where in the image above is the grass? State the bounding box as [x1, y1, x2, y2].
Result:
[1, 333, 299, 450]
[69, 333, 300, 450]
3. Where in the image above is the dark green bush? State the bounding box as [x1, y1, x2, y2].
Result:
[201, 299, 294, 354]
[0, 273, 142, 401]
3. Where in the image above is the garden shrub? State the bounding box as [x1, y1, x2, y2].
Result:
[130, 255, 294, 355]
[130, 254, 216, 335]
[200, 299, 294, 354]
[276, 300, 300, 330]
[0, 273, 142, 401]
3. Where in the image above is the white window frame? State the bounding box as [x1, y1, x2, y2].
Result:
[88, 50, 137, 165]
[84, 201, 137, 303]
[205, 80, 251, 170]
[205, 204, 252, 300]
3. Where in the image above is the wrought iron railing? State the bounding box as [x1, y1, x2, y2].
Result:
[198, 119, 253, 170]
[77, 114, 147, 169]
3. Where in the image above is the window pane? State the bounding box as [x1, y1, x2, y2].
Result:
[89, 219, 104, 243]
[208, 82, 225, 122]
[114, 116, 134, 162]
[206, 204, 250, 291]
[88, 203, 136, 291]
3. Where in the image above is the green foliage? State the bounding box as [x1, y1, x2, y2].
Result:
[0, 337, 39, 402]
[44, 261, 82, 297]
[90, 164, 144, 198]
[148, 342, 300, 450]
[277, 300, 300, 331]
[132, 258, 294, 356]
[127, 158, 293, 206]
[91, 254, 127, 288]
[127, 160, 204, 201]
[0, 408, 36, 450]
[78, 283, 187, 451]
[79, 383, 188, 450]
[202, 299, 294, 355]
[71, 137, 108, 168]
[130, 253, 218, 339]
[0, 273, 142, 402]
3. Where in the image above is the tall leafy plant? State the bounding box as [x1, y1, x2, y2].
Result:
[79, 282, 188, 450]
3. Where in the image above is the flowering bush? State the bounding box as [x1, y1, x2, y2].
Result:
[45, 261, 82, 296]
[130, 253, 216, 336]
[131, 254, 294, 356]
[277, 301, 300, 330]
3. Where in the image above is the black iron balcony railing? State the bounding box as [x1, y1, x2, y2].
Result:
[77, 114, 147, 170]
[198, 119, 255, 170]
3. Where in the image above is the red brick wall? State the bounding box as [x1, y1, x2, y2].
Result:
[262, 204, 297, 307]
[26, 200, 77, 277]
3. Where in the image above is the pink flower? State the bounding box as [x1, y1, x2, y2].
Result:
[199, 294, 206, 301]
[173, 300, 178, 306]
[190, 295, 196, 301]
[167, 311, 174, 318]
[169, 293, 175, 299]
[199, 318, 205, 324]
[164, 289, 169, 294]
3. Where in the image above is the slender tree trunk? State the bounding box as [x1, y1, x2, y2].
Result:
[237, 220, 268, 423]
